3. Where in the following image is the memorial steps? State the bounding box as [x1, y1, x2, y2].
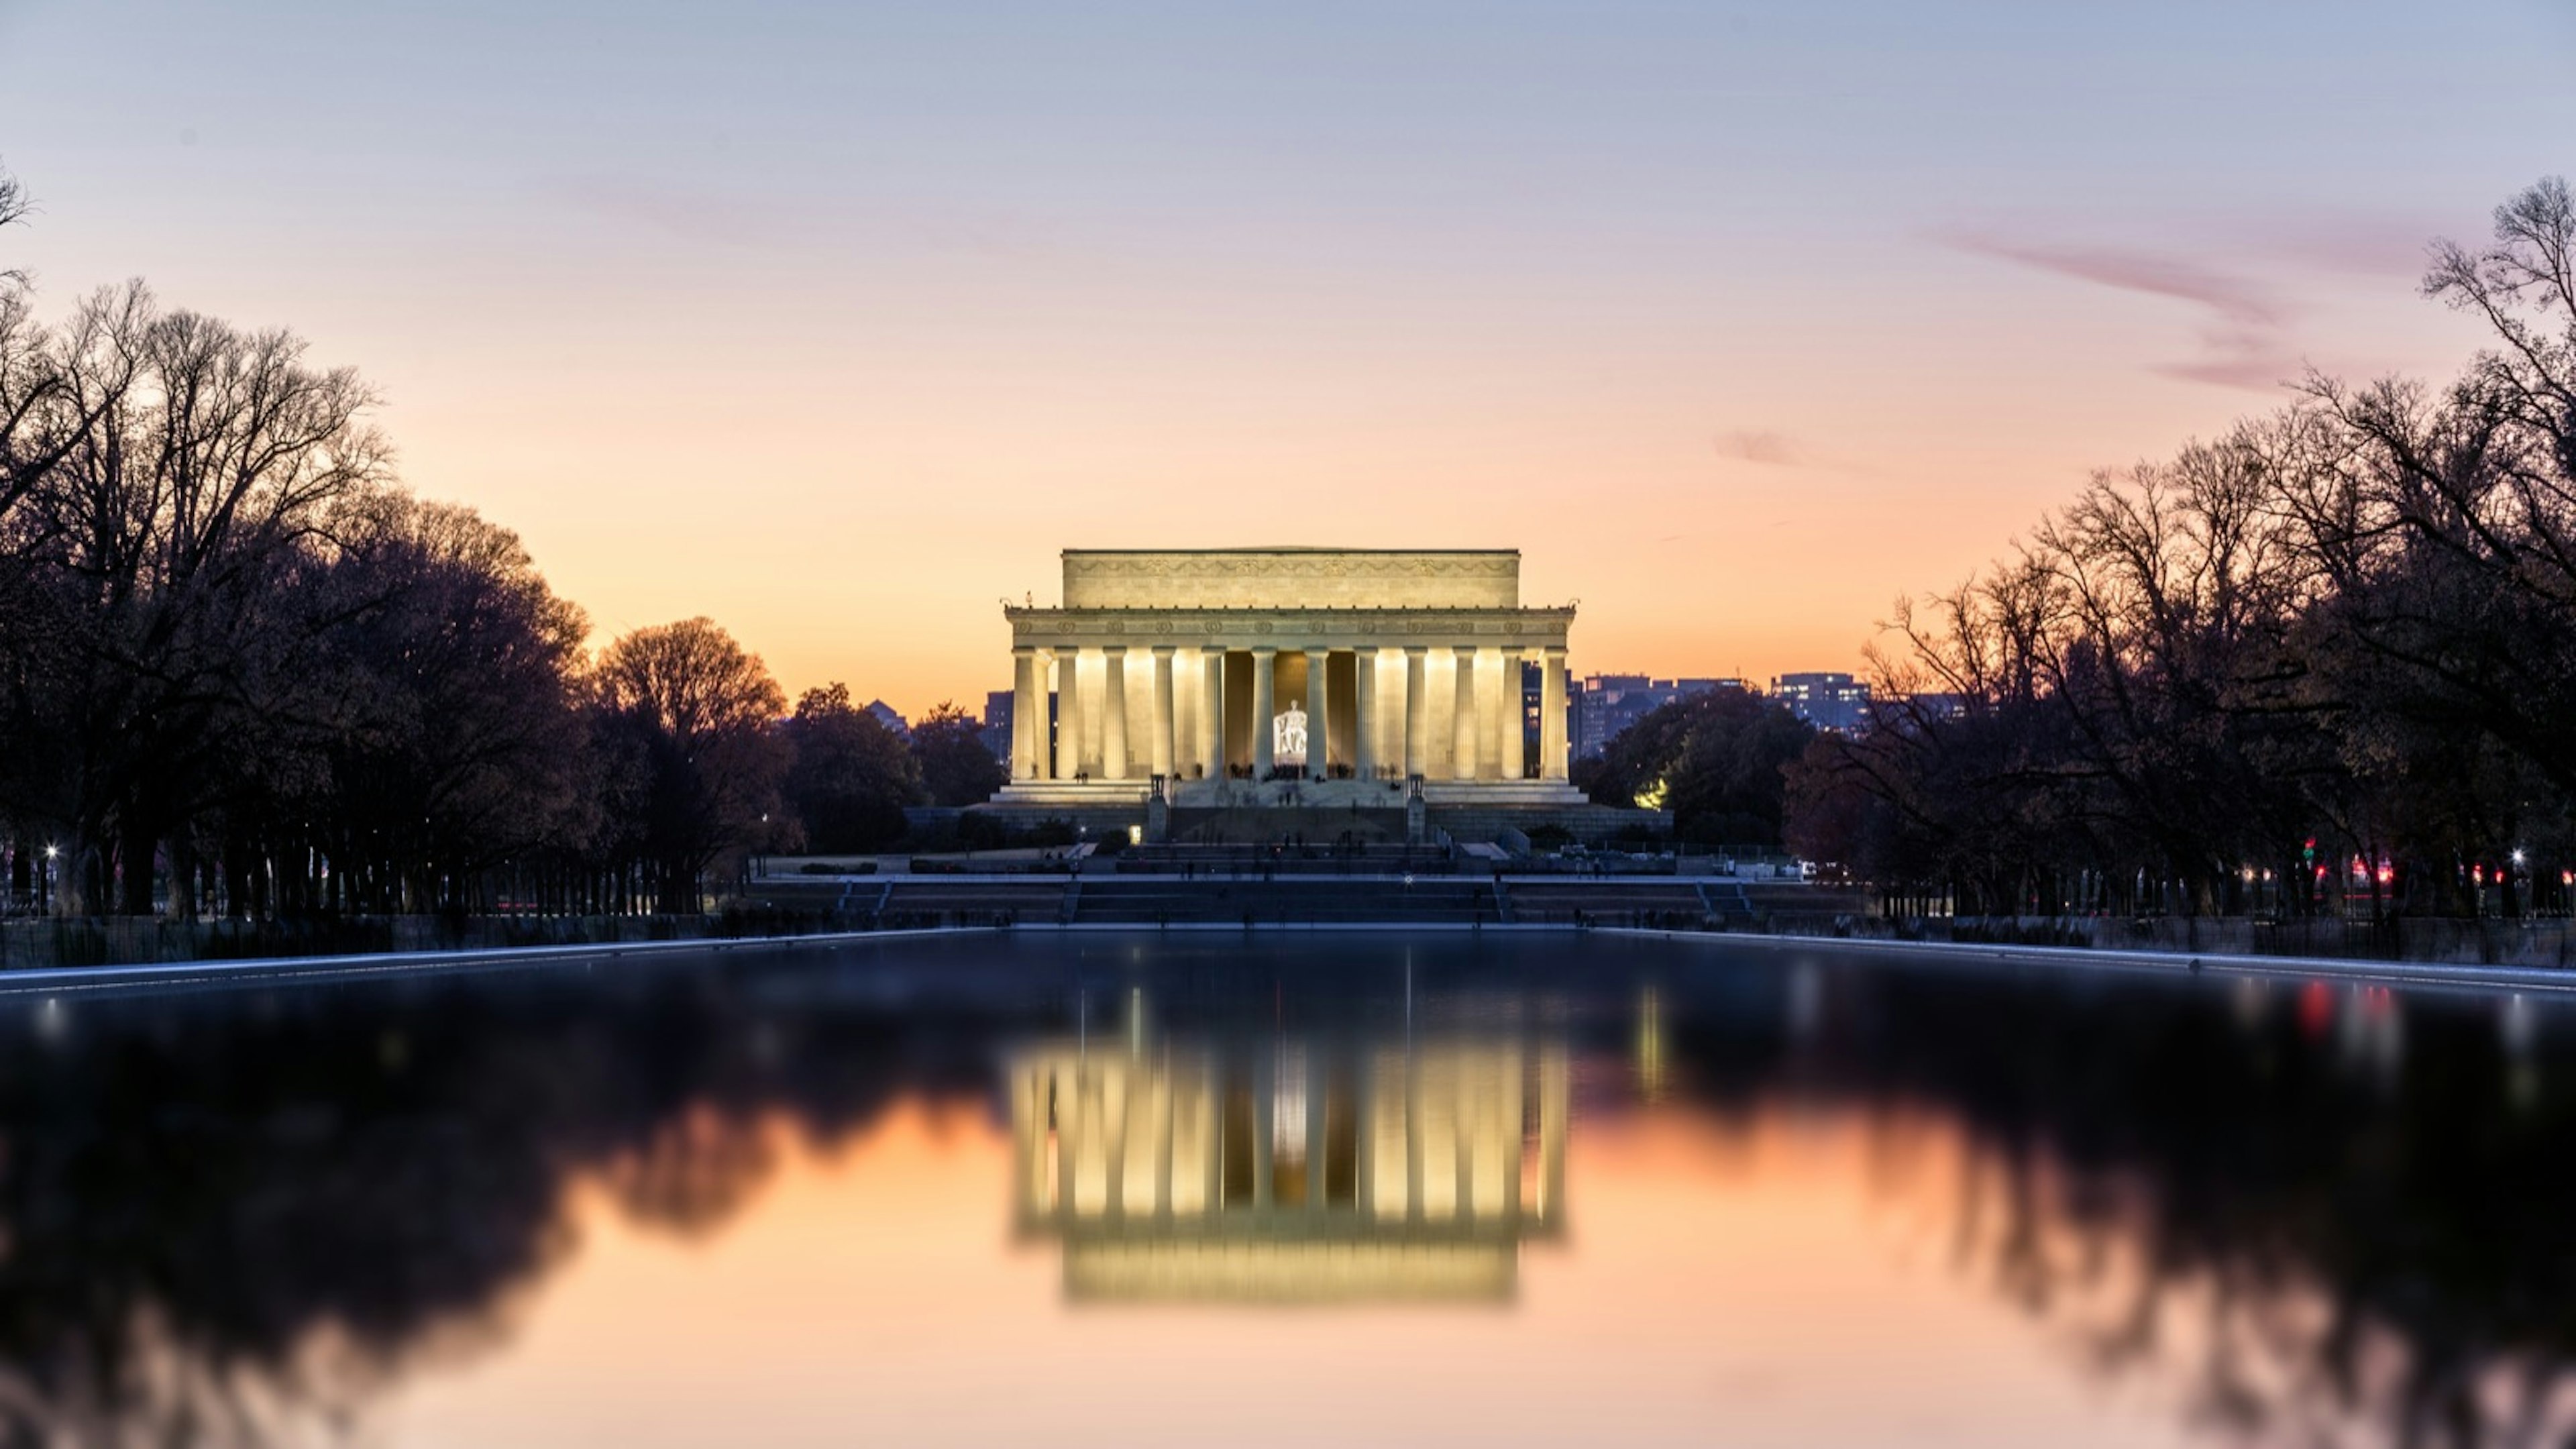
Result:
[1069, 877, 1505, 926]
[745, 871, 1855, 928]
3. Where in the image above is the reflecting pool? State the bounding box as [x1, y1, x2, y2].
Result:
[3, 932, 2572, 1446]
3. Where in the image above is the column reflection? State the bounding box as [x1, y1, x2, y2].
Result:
[1011, 1000, 1568, 1303]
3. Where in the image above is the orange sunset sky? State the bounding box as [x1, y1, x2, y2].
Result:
[3, 1, 2572, 716]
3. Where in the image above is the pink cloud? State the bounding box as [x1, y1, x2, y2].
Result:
[1715, 430, 1805, 466]
[1943, 232, 2304, 392]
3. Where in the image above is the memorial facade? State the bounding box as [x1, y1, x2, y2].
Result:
[989, 547, 1593, 818]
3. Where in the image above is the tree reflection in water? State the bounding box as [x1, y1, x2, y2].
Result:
[1661, 957, 2576, 1447]
[0, 951, 1010, 1445]
[0, 939, 2570, 1446]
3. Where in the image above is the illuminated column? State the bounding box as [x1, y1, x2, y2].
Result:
[1150, 646, 1176, 779]
[1307, 649, 1331, 780]
[1102, 647, 1130, 781]
[1010, 646, 1038, 781]
[1353, 646, 1380, 780]
[1477, 647, 1503, 781]
[1452, 645, 1479, 781]
[1251, 647, 1277, 778]
[1499, 651, 1525, 781]
[1403, 647, 1428, 777]
[1540, 647, 1569, 782]
[1199, 646, 1224, 780]
[1053, 646, 1082, 780]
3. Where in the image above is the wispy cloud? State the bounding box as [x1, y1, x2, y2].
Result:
[1714, 430, 1805, 466]
[1711, 429, 1880, 477]
[2255, 212, 2447, 282]
[538, 174, 1055, 257]
[1944, 233, 2303, 390]
[545, 175, 815, 250]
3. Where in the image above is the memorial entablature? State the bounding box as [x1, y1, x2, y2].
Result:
[991, 548, 1591, 814]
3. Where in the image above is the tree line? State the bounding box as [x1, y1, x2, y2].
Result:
[0, 165, 1000, 919]
[1782, 176, 2576, 920]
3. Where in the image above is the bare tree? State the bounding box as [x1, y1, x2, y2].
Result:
[591, 619, 788, 913]
[0, 158, 26, 280]
[3, 284, 388, 914]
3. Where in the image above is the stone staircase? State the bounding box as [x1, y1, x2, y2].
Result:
[1067, 877, 1504, 926]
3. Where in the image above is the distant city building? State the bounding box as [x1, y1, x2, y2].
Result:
[981, 690, 1015, 763]
[864, 700, 910, 738]
[1570, 675, 1742, 759]
[982, 688, 1059, 767]
[1770, 672, 1871, 733]
[1874, 691, 1968, 728]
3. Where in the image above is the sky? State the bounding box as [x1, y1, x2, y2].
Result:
[2, 0, 2572, 717]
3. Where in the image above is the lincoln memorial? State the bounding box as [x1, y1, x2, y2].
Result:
[987, 547, 1605, 835]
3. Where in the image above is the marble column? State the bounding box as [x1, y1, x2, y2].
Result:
[1403, 647, 1428, 778]
[1353, 646, 1379, 780]
[1541, 647, 1569, 782]
[1053, 645, 1082, 781]
[1251, 647, 1277, 778]
[1102, 647, 1130, 781]
[1150, 646, 1176, 780]
[1476, 647, 1503, 782]
[1199, 647, 1224, 780]
[1451, 645, 1479, 781]
[1011, 646, 1038, 781]
[1307, 649, 1331, 780]
[1499, 651, 1525, 781]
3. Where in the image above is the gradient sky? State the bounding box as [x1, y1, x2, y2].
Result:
[3, 0, 2573, 716]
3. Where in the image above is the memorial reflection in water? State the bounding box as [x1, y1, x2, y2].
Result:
[1010, 999, 1568, 1302]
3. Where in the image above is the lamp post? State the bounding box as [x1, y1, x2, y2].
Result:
[42, 844, 56, 915]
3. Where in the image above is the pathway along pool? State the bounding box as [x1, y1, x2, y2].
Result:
[1, 931, 2567, 1446]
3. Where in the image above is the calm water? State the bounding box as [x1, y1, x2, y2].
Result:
[2, 932, 2571, 1447]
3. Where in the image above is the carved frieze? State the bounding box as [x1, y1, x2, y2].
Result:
[1061, 548, 1521, 610]
[1004, 604, 1574, 652]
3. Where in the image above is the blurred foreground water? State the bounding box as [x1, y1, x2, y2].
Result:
[1, 933, 2571, 1447]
